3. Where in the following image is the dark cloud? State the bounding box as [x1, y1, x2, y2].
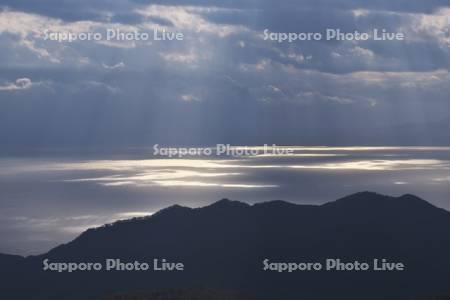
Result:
[0, 0, 449, 147]
[0, 0, 137, 22]
[1, 0, 448, 23]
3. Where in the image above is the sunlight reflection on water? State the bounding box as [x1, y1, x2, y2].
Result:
[1, 146, 450, 255]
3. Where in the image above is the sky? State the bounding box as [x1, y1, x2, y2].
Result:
[0, 0, 449, 149]
[0, 1, 450, 255]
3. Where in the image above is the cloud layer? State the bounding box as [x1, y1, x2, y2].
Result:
[0, 1, 449, 149]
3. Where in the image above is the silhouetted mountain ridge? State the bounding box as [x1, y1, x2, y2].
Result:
[1, 192, 450, 300]
[75, 192, 447, 240]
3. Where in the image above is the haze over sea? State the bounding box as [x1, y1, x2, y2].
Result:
[1, 146, 450, 255]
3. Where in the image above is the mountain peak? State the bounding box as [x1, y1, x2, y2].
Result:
[253, 199, 304, 209]
[152, 204, 192, 218]
[397, 193, 441, 210]
[204, 199, 251, 210]
[322, 191, 444, 216]
[344, 191, 385, 199]
[324, 191, 390, 206]
[399, 193, 425, 201]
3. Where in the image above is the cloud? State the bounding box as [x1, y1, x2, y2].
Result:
[2, 0, 447, 24]
[83, 81, 121, 94]
[0, 78, 33, 91]
[0, 1, 449, 149]
[136, 5, 248, 37]
[160, 51, 200, 65]
[413, 7, 450, 47]
[102, 62, 126, 70]
[181, 94, 201, 102]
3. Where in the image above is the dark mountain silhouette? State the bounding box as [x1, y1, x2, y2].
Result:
[1, 192, 450, 300]
[101, 288, 255, 300]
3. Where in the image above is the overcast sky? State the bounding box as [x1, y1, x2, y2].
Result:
[0, 0, 449, 149]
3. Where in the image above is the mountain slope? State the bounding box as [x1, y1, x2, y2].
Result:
[1, 192, 450, 300]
